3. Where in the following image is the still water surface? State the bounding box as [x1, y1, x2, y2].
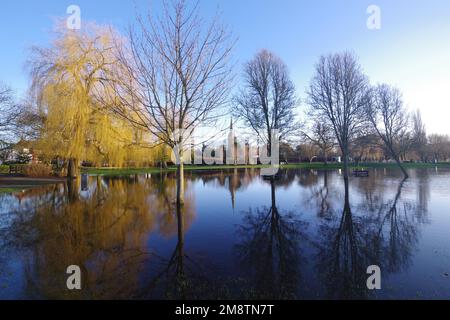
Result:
[0, 168, 449, 299]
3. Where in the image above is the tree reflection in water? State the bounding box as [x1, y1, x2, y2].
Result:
[316, 179, 368, 299]
[0, 168, 432, 299]
[234, 178, 308, 299]
[0, 174, 200, 299]
[370, 178, 420, 274]
[316, 176, 422, 299]
[140, 199, 220, 299]
[305, 170, 333, 218]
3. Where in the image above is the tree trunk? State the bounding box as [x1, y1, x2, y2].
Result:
[343, 146, 349, 185]
[388, 144, 409, 179]
[267, 129, 272, 158]
[344, 176, 350, 205]
[393, 154, 409, 179]
[176, 197, 184, 274]
[270, 179, 276, 209]
[176, 161, 185, 206]
[67, 158, 79, 179]
[67, 178, 79, 202]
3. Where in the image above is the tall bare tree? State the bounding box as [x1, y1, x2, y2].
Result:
[233, 50, 298, 153]
[108, 0, 234, 203]
[365, 84, 410, 178]
[307, 52, 370, 182]
[411, 110, 427, 161]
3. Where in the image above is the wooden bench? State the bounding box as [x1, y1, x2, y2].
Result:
[9, 165, 24, 174]
[353, 170, 369, 177]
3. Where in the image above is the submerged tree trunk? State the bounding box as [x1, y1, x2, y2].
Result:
[67, 158, 79, 179]
[67, 178, 79, 202]
[176, 161, 185, 205]
[343, 146, 350, 185]
[176, 198, 185, 278]
[343, 177, 350, 210]
[270, 179, 276, 209]
[393, 154, 409, 179]
[387, 143, 409, 179]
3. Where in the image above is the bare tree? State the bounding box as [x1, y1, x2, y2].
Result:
[350, 132, 382, 164]
[0, 83, 18, 147]
[428, 134, 450, 162]
[307, 52, 370, 182]
[365, 84, 410, 178]
[233, 50, 298, 153]
[108, 0, 234, 203]
[301, 119, 335, 164]
[0, 84, 45, 151]
[13, 97, 45, 142]
[411, 110, 427, 162]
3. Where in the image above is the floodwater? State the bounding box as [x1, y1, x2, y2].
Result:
[0, 168, 449, 300]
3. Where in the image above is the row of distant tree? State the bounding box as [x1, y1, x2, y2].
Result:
[291, 108, 448, 165]
[0, 0, 448, 181]
[235, 49, 446, 180]
[281, 126, 450, 165]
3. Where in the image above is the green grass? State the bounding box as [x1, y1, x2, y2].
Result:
[80, 167, 177, 176]
[356, 162, 450, 169]
[183, 164, 273, 170]
[81, 164, 267, 175]
[80, 162, 450, 176]
[0, 187, 26, 194]
[283, 162, 450, 170]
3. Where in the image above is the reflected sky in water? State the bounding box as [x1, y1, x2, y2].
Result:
[0, 168, 449, 299]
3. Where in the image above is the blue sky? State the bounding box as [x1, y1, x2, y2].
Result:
[1, 0, 450, 134]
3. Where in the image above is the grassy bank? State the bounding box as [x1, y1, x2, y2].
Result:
[0, 187, 25, 194]
[80, 165, 267, 176]
[81, 162, 450, 176]
[283, 162, 450, 170]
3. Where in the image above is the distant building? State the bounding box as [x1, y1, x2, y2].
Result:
[2, 140, 35, 164]
[223, 118, 251, 165]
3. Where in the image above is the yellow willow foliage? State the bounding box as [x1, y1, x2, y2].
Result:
[32, 24, 162, 167]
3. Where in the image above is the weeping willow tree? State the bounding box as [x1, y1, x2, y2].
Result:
[29, 23, 160, 178]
